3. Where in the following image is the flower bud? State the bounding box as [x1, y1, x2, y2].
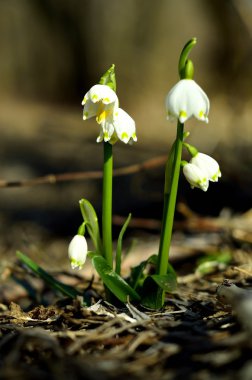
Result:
[68, 235, 88, 270]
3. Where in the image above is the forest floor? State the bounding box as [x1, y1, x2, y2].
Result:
[0, 207, 252, 380]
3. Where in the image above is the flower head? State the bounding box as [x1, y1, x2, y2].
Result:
[183, 163, 209, 192]
[165, 79, 209, 123]
[82, 84, 137, 145]
[68, 235, 88, 270]
[97, 108, 137, 144]
[191, 153, 221, 182]
[82, 84, 118, 122]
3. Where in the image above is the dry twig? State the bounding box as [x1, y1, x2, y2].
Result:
[0, 155, 166, 188]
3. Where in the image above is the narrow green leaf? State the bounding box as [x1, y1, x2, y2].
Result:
[79, 199, 103, 254]
[92, 255, 140, 302]
[115, 213, 132, 275]
[16, 251, 81, 299]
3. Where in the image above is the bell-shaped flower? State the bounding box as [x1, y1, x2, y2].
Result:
[82, 84, 136, 145]
[97, 108, 137, 144]
[68, 234, 88, 270]
[191, 153, 221, 182]
[183, 163, 209, 192]
[82, 84, 119, 122]
[165, 79, 210, 123]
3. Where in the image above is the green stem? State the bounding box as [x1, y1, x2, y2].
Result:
[157, 122, 184, 275]
[102, 142, 113, 267]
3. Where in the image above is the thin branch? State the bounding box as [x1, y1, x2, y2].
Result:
[0, 155, 167, 189]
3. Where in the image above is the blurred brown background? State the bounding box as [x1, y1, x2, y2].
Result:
[0, 0, 251, 244]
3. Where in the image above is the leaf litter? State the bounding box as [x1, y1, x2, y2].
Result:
[0, 208, 252, 380]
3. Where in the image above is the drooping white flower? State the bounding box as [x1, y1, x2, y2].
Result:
[191, 153, 221, 182]
[82, 84, 137, 144]
[97, 108, 137, 144]
[68, 235, 88, 270]
[82, 84, 119, 122]
[183, 163, 209, 192]
[165, 79, 210, 123]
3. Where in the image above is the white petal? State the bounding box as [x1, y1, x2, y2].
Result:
[191, 153, 221, 182]
[82, 84, 119, 122]
[88, 84, 118, 104]
[113, 108, 137, 144]
[83, 101, 99, 120]
[96, 126, 104, 143]
[100, 117, 115, 141]
[183, 163, 209, 192]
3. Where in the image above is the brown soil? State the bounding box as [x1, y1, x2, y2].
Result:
[1, 209, 252, 380]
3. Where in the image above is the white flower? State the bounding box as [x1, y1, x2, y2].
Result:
[97, 108, 137, 144]
[191, 153, 221, 182]
[183, 163, 209, 192]
[82, 84, 137, 144]
[165, 79, 210, 123]
[82, 84, 118, 122]
[68, 235, 88, 270]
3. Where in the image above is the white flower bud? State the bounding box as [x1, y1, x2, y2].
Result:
[68, 235, 88, 270]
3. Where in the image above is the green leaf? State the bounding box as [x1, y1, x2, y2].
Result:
[140, 263, 177, 309]
[140, 276, 164, 309]
[195, 251, 232, 275]
[197, 251, 232, 266]
[16, 251, 81, 299]
[99, 64, 116, 92]
[79, 199, 103, 255]
[151, 261, 177, 292]
[92, 255, 140, 303]
[115, 213, 132, 275]
[150, 273, 177, 292]
[129, 254, 158, 290]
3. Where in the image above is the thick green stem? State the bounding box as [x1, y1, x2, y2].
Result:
[157, 122, 184, 275]
[102, 142, 113, 267]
